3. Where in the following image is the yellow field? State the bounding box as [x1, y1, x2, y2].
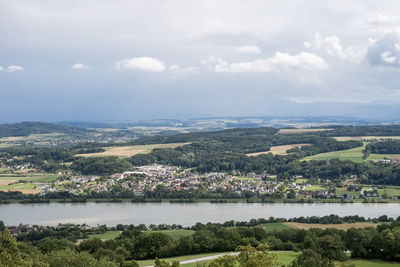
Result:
[279, 128, 331, 134]
[284, 222, 378, 230]
[333, 136, 400, 141]
[247, 144, 311, 156]
[76, 143, 190, 158]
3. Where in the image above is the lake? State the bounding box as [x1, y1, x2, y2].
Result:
[1, 202, 399, 226]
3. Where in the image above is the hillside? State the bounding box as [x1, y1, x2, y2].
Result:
[0, 122, 89, 138]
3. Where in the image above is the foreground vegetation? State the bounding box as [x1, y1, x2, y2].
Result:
[2, 215, 400, 267]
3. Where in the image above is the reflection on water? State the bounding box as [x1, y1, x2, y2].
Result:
[1, 202, 399, 226]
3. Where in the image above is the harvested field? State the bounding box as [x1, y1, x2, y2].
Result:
[247, 144, 311, 156]
[0, 180, 15, 187]
[76, 142, 190, 158]
[2, 188, 41, 194]
[333, 136, 400, 141]
[279, 128, 331, 134]
[284, 222, 378, 230]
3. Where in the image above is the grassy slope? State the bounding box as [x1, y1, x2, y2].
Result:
[337, 258, 400, 266]
[153, 229, 195, 240]
[88, 231, 121, 240]
[260, 223, 293, 232]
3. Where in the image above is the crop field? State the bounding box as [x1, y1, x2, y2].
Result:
[279, 128, 331, 134]
[247, 144, 311, 156]
[284, 222, 378, 230]
[0, 173, 60, 194]
[76, 142, 190, 158]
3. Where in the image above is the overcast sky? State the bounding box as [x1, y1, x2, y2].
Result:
[1, 0, 400, 122]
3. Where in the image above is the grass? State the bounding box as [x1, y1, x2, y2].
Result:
[259, 223, 293, 232]
[136, 252, 228, 266]
[136, 251, 300, 267]
[152, 229, 195, 240]
[295, 178, 308, 184]
[336, 258, 400, 266]
[232, 177, 256, 181]
[76, 142, 190, 158]
[335, 188, 360, 198]
[87, 231, 121, 240]
[304, 185, 325, 191]
[303, 143, 367, 163]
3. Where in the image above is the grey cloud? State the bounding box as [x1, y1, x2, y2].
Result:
[367, 33, 400, 67]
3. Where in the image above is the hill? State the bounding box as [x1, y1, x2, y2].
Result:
[0, 122, 89, 138]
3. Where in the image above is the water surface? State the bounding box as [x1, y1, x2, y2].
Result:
[1, 202, 399, 226]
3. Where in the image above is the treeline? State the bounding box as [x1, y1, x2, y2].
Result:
[3, 216, 400, 266]
[366, 140, 400, 154]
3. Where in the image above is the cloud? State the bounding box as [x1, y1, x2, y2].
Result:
[202, 52, 328, 73]
[7, 65, 24, 72]
[304, 32, 345, 58]
[368, 14, 398, 26]
[233, 45, 261, 54]
[115, 57, 166, 72]
[168, 64, 198, 76]
[72, 63, 89, 70]
[367, 33, 400, 67]
[0, 66, 3, 71]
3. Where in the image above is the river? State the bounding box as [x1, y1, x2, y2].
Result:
[1, 202, 399, 226]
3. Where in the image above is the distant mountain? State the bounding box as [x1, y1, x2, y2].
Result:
[0, 122, 89, 138]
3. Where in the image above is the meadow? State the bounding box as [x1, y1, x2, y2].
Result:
[284, 222, 378, 230]
[76, 142, 190, 158]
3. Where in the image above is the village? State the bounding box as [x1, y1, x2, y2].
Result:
[33, 164, 393, 200]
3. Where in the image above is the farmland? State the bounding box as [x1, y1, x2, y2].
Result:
[303, 142, 400, 163]
[333, 136, 400, 141]
[0, 172, 61, 194]
[246, 143, 311, 156]
[76, 142, 190, 158]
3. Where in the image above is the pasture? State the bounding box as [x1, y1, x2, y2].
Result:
[337, 259, 400, 266]
[0, 173, 60, 194]
[76, 142, 190, 158]
[247, 143, 311, 156]
[303, 144, 367, 163]
[88, 231, 121, 240]
[152, 229, 195, 240]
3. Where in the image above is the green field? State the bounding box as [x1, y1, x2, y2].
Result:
[136, 251, 300, 266]
[303, 142, 400, 163]
[260, 223, 293, 232]
[304, 185, 326, 191]
[337, 258, 400, 266]
[335, 188, 360, 198]
[87, 231, 121, 240]
[303, 144, 367, 163]
[152, 229, 195, 240]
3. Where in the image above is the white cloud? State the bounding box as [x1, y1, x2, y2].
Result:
[380, 51, 397, 64]
[368, 14, 397, 25]
[233, 45, 261, 54]
[72, 63, 89, 70]
[168, 64, 198, 77]
[304, 32, 345, 58]
[7, 65, 24, 72]
[202, 52, 328, 73]
[115, 57, 166, 72]
[0, 66, 3, 71]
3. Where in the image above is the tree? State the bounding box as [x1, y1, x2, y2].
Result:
[0, 229, 24, 267]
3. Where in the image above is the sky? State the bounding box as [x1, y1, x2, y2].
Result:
[1, 0, 400, 122]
